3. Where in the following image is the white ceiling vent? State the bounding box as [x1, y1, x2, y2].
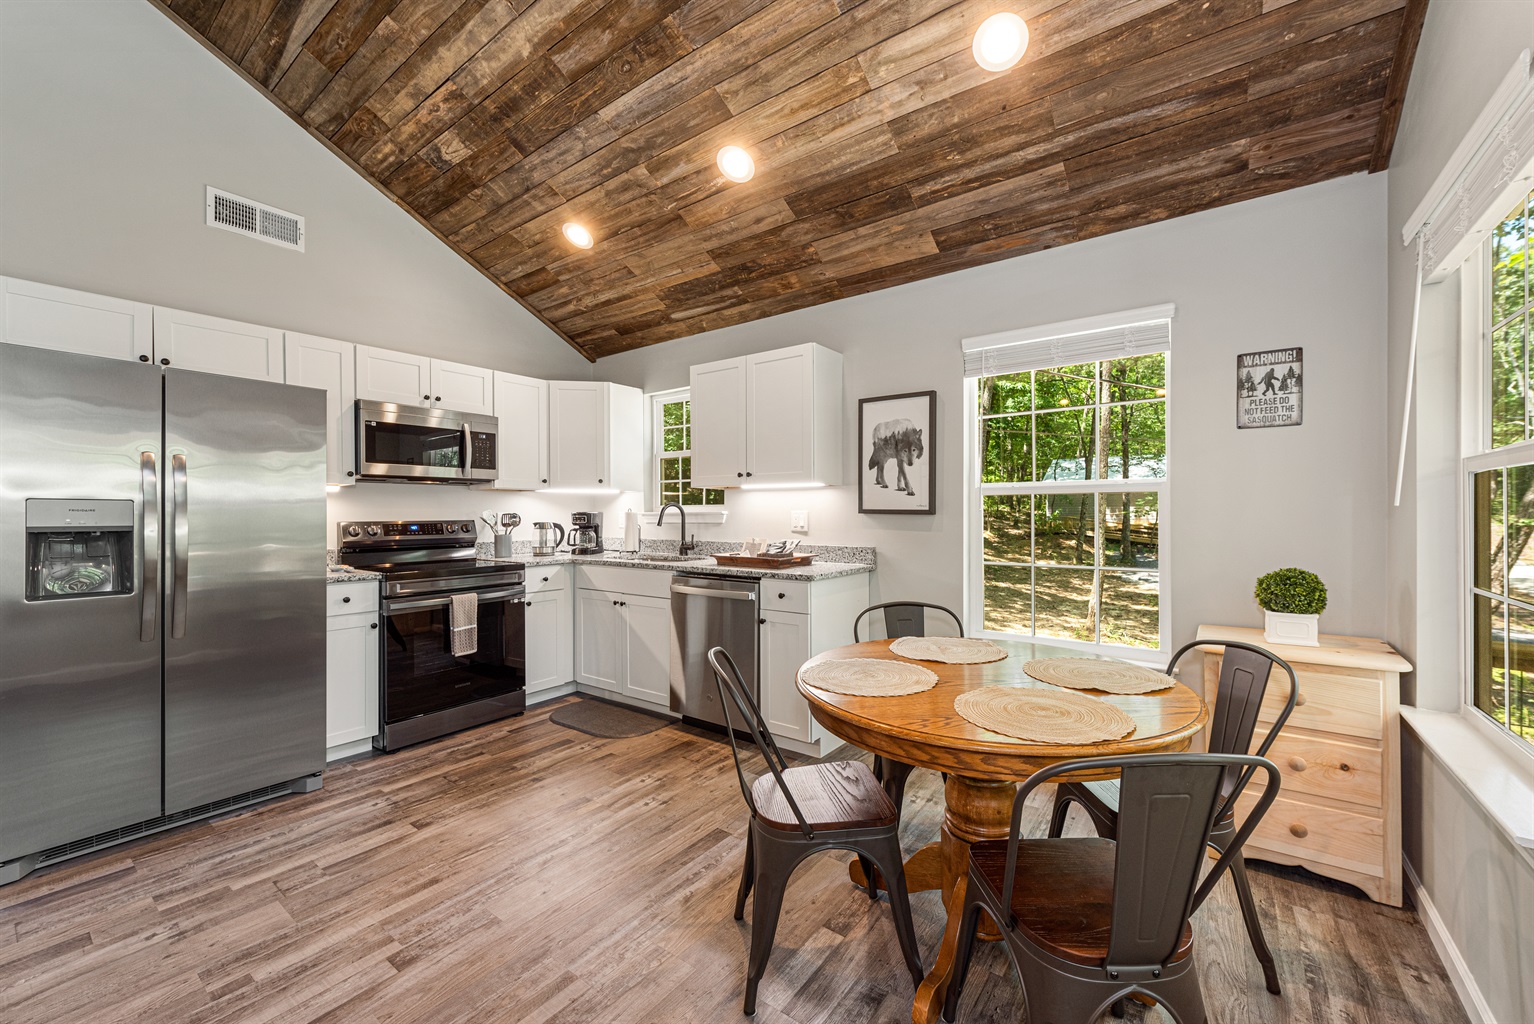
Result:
[205, 187, 304, 252]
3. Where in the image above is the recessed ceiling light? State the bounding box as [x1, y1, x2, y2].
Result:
[562, 222, 594, 249]
[716, 145, 756, 183]
[972, 12, 1028, 72]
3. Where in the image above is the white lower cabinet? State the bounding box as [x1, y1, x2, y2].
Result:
[575, 588, 625, 691]
[573, 566, 675, 711]
[326, 582, 379, 758]
[524, 567, 573, 698]
[623, 594, 673, 705]
[760, 609, 814, 742]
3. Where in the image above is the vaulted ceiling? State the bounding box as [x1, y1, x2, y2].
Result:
[155, 0, 1426, 361]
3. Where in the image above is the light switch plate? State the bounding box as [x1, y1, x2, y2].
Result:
[791, 510, 808, 533]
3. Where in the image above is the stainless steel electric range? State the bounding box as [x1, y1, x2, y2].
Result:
[338, 520, 525, 751]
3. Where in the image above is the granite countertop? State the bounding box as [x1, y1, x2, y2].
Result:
[326, 566, 383, 584]
[494, 551, 874, 581]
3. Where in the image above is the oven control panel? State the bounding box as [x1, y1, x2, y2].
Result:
[338, 520, 477, 545]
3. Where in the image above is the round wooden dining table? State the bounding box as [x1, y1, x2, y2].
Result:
[796, 637, 1208, 1024]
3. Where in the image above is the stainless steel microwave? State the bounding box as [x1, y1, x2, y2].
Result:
[356, 400, 498, 483]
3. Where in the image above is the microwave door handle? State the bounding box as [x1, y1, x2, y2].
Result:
[139, 451, 159, 642]
[461, 423, 472, 477]
[169, 453, 189, 639]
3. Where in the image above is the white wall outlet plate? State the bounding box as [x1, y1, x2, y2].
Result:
[791, 510, 808, 533]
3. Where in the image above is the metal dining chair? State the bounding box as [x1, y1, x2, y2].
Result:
[708, 647, 924, 1017]
[853, 601, 964, 812]
[944, 752, 1282, 1024]
[1047, 639, 1300, 994]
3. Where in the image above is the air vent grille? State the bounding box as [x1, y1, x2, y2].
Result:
[206, 187, 304, 251]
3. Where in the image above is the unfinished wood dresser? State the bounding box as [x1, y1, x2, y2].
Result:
[1196, 625, 1412, 906]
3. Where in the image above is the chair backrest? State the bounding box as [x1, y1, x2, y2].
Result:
[1003, 753, 1280, 975]
[1166, 639, 1299, 795]
[853, 601, 963, 642]
[707, 646, 815, 838]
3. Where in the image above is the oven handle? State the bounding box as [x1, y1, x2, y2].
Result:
[384, 586, 525, 614]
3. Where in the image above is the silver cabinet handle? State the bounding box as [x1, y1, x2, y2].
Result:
[140, 451, 159, 642]
[169, 453, 189, 639]
[670, 584, 755, 600]
[384, 587, 523, 613]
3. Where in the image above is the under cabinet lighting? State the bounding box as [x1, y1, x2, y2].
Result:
[325, 484, 341, 494]
[972, 13, 1028, 72]
[739, 481, 828, 491]
[562, 222, 594, 249]
[538, 487, 621, 495]
[716, 146, 756, 183]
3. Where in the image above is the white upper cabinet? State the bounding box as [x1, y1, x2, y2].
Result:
[689, 357, 749, 487]
[430, 358, 494, 415]
[489, 372, 549, 490]
[1, 277, 152, 362]
[355, 345, 432, 406]
[548, 381, 643, 491]
[285, 332, 357, 488]
[688, 343, 843, 487]
[152, 307, 285, 382]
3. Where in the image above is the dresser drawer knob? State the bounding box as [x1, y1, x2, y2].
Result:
[1289, 822, 1309, 839]
[1288, 756, 1307, 772]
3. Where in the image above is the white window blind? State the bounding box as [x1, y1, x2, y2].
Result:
[962, 303, 1175, 378]
[1404, 49, 1534, 283]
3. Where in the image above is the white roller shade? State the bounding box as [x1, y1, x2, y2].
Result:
[962, 303, 1175, 378]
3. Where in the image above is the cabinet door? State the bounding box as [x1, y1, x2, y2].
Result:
[326, 612, 379, 748]
[1, 277, 152, 362]
[690, 357, 747, 486]
[430, 358, 494, 415]
[524, 590, 567, 695]
[623, 594, 673, 707]
[491, 372, 549, 489]
[746, 346, 815, 484]
[285, 332, 357, 487]
[549, 381, 607, 488]
[355, 345, 432, 406]
[576, 588, 624, 690]
[761, 610, 814, 742]
[152, 307, 284, 381]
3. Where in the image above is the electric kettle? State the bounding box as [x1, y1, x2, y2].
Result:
[532, 521, 565, 556]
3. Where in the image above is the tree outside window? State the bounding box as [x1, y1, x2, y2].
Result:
[657, 397, 724, 507]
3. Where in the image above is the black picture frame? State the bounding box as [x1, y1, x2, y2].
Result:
[858, 390, 936, 515]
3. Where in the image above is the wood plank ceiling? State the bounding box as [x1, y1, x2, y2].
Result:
[155, 0, 1428, 361]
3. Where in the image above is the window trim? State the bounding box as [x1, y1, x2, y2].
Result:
[646, 388, 728, 523]
[963, 361, 1173, 666]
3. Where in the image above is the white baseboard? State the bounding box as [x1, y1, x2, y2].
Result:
[1404, 857, 1497, 1023]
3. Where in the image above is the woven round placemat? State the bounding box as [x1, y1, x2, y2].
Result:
[1023, 657, 1173, 694]
[888, 636, 1008, 664]
[801, 658, 939, 697]
[954, 686, 1137, 744]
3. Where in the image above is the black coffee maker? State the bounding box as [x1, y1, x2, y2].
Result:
[569, 511, 603, 554]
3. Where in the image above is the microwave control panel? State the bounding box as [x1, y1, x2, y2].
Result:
[470, 431, 497, 470]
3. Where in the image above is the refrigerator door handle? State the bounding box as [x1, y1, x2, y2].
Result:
[169, 453, 189, 639]
[139, 451, 159, 642]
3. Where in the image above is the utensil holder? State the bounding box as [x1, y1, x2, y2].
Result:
[494, 535, 516, 558]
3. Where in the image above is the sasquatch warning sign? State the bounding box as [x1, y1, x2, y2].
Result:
[1237, 347, 1303, 429]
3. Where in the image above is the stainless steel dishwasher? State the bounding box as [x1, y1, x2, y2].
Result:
[670, 573, 759, 731]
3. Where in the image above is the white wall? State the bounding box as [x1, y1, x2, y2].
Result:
[600, 173, 1391, 649]
[0, 1, 588, 382]
[1386, 4, 1534, 1021]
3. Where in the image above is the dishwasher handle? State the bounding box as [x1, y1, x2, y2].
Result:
[670, 583, 756, 601]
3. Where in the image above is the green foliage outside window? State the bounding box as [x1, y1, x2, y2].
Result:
[658, 399, 723, 507]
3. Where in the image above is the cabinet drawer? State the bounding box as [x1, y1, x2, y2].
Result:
[577, 565, 672, 600]
[525, 565, 568, 594]
[1255, 666, 1383, 740]
[327, 582, 378, 616]
[1260, 732, 1382, 809]
[760, 581, 809, 614]
[1235, 790, 1385, 879]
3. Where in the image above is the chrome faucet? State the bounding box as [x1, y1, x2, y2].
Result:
[657, 502, 696, 557]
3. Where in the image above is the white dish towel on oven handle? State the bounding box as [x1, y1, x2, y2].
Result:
[449, 591, 478, 657]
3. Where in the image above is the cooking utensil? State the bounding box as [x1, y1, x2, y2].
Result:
[501, 513, 521, 531]
[479, 510, 500, 535]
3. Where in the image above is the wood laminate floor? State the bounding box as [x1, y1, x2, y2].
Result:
[0, 697, 1465, 1024]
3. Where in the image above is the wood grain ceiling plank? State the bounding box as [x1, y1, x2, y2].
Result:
[1370, 0, 1428, 171]
[167, 0, 227, 37]
[305, 0, 397, 74]
[854, 0, 987, 90]
[674, 0, 777, 47]
[556, 293, 670, 334]
[206, 0, 284, 60]
[1030, 0, 1175, 57]
[549, 0, 690, 82]
[1246, 10, 1403, 99]
[1052, 0, 1404, 128]
[715, 0, 963, 115]
[303, 0, 466, 137]
[330, 0, 512, 154]
[242, 0, 343, 89]
[1250, 99, 1383, 168]
[616, 198, 800, 278]
[274, 48, 338, 112]
[507, 166, 663, 249]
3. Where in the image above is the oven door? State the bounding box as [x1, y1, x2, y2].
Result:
[380, 586, 526, 730]
[357, 401, 498, 482]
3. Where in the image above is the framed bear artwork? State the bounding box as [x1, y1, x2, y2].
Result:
[858, 390, 936, 514]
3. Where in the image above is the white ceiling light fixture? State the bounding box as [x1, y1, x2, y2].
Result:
[562, 222, 594, 249]
[716, 145, 756, 183]
[972, 12, 1029, 72]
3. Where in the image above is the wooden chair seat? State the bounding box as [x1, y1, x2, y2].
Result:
[968, 836, 1194, 968]
[750, 760, 898, 832]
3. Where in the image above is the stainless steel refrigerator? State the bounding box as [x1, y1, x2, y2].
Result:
[0, 342, 328, 882]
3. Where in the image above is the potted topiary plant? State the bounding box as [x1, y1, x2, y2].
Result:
[1254, 568, 1327, 646]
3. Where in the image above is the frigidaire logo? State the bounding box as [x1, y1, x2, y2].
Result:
[67, 508, 96, 512]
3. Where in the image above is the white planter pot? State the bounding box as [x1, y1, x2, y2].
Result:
[1263, 611, 1320, 647]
